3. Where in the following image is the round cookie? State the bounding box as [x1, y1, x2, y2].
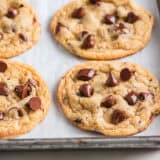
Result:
[0, 0, 41, 58]
[58, 61, 160, 136]
[51, 0, 154, 60]
[0, 60, 50, 139]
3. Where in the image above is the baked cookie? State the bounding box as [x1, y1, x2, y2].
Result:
[0, 0, 41, 58]
[58, 61, 160, 136]
[51, 0, 154, 60]
[0, 60, 50, 139]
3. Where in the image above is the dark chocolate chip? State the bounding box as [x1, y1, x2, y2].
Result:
[18, 108, 25, 117]
[125, 12, 139, 24]
[74, 119, 82, 123]
[106, 72, 118, 87]
[104, 15, 116, 25]
[120, 68, 132, 81]
[0, 112, 5, 120]
[111, 109, 127, 124]
[89, 0, 100, 4]
[82, 34, 95, 49]
[0, 61, 7, 72]
[28, 97, 41, 111]
[19, 33, 28, 42]
[77, 69, 96, 81]
[79, 31, 89, 40]
[6, 8, 18, 18]
[125, 91, 137, 105]
[55, 22, 65, 34]
[14, 81, 32, 99]
[101, 95, 116, 108]
[0, 83, 8, 96]
[115, 23, 126, 32]
[72, 7, 86, 19]
[138, 92, 152, 101]
[0, 33, 3, 41]
[79, 84, 94, 97]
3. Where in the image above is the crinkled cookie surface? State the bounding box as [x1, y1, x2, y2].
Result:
[0, 0, 41, 58]
[58, 61, 160, 136]
[51, 0, 153, 60]
[0, 60, 50, 138]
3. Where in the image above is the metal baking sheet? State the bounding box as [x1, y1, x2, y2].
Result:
[1, 0, 160, 150]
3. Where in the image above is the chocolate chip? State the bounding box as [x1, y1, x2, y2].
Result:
[125, 91, 137, 105]
[125, 12, 139, 24]
[79, 31, 89, 40]
[104, 15, 116, 25]
[0, 33, 3, 41]
[79, 84, 94, 97]
[77, 69, 96, 81]
[6, 8, 18, 18]
[138, 92, 153, 101]
[0, 112, 5, 120]
[55, 22, 65, 34]
[21, 83, 32, 99]
[74, 119, 82, 123]
[111, 110, 127, 124]
[0, 83, 8, 96]
[19, 33, 28, 42]
[106, 72, 118, 87]
[115, 23, 126, 32]
[0, 61, 7, 72]
[28, 97, 41, 111]
[72, 7, 86, 19]
[82, 34, 95, 49]
[14, 85, 23, 98]
[14, 81, 32, 99]
[101, 95, 116, 108]
[89, 0, 100, 5]
[120, 68, 132, 81]
[18, 108, 25, 117]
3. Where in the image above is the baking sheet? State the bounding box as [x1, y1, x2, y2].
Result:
[11, 0, 160, 139]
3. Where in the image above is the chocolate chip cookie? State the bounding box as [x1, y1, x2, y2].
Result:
[50, 0, 153, 60]
[58, 61, 160, 136]
[0, 0, 41, 58]
[0, 60, 50, 138]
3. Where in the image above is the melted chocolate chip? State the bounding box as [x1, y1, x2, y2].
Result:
[18, 108, 25, 117]
[138, 92, 152, 101]
[125, 12, 139, 24]
[55, 22, 65, 34]
[74, 119, 82, 123]
[0, 112, 5, 120]
[19, 33, 28, 42]
[14, 81, 32, 99]
[0, 83, 8, 96]
[77, 69, 96, 81]
[79, 31, 89, 40]
[79, 84, 94, 97]
[104, 15, 116, 25]
[111, 110, 127, 124]
[82, 34, 95, 49]
[6, 8, 18, 18]
[28, 97, 41, 111]
[0, 61, 7, 72]
[125, 91, 137, 105]
[120, 68, 132, 81]
[89, 0, 100, 5]
[72, 7, 86, 19]
[101, 95, 116, 108]
[106, 72, 118, 87]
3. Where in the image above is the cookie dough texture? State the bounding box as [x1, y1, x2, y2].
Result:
[51, 0, 154, 60]
[0, 60, 50, 139]
[58, 61, 160, 136]
[0, 0, 41, 58]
